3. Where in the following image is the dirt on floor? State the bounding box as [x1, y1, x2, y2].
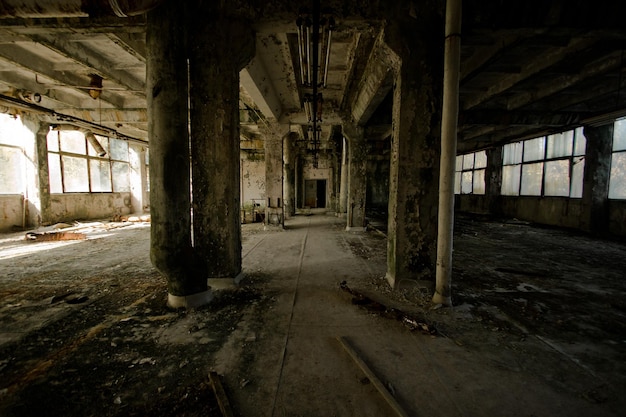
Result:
[0, 214, 625, 416]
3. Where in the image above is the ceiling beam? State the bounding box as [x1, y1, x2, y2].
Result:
[30, 33, 145, 95]
[241, 55, 283, 121]
[0, 43, 127, 108]
[462, 35, 599, 110]
[350, 31, 394, 126]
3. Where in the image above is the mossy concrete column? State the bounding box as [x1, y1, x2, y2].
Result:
[384, 3, 444, 289]
[35, 122, 51, 225]
[189, 7, 254, 279]
[344, 124, 367, 231]
[283, 131, 297, 219]
[147, 0, 203, 307]
[263, 124, 288, 228]
[147, 0, 254, 308]
[581, 124, 613, 235]
[486, 147, 503, 216]
[338, 136, 349, 218]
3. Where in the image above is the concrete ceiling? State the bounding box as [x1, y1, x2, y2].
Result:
[0, 1, 625, 153]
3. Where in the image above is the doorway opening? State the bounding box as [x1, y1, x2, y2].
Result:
[304, 179, 327, 208]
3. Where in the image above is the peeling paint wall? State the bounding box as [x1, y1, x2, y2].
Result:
[456, 194, 626, 237]
[48, 192, 132, 224]
[241, 155, 265, 208]
[0, 195, 24, 232]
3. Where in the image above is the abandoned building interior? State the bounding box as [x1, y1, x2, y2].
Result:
[1, 0, 625, 416]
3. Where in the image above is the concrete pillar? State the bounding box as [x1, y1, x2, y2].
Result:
[147, 0, 254, 308]
[147, 0, 201, 307]
[21, 117, 44, 228]
[189, 7, 254, 278]
[581, 124, 613, 235]
[283, 132, 297, 219]
[434, 0, 461, 306]
[264, 124, 288, 227]
[129, 143, 147, 214]
[338, 136, 349, 217]
[344, 124, 367, 231]
[35, 122, 51, 225]
[486, 146, 503, 216]
[384, 4, 444, 289]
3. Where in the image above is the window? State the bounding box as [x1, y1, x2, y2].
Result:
[454, 150, 486, 195]
[0, 114, 29, 194]
[609, 118, 626, 199]
[501, 127, 585, 198]
[47, 130, 130, 193]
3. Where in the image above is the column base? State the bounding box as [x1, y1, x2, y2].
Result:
[345, 226, 367, 232]
[432, 291, 452, 306]
[167, 289, 213, 309]
[208, 271, 244, 290]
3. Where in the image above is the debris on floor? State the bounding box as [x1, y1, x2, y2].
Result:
[339, 281, 437, 335]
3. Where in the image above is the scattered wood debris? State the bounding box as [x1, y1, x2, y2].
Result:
[336, 336, 410, 417]
[339, 281, 437, 335]
[25, 231, 86, 242]
[209, 371, 235, 417]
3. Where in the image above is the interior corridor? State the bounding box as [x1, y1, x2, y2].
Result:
[0, 212, 624, 416]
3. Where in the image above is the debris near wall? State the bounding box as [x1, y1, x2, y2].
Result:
[339, 281, 437, 335]
[112, 214, 151, 222]
[25, 230, 86, 242]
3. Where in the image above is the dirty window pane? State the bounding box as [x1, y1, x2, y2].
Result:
[145, 148, 150, 165]
[59, 131, 86, 155]
[613, 118, 626, 151]
[570, 156, 585, 198]
[474, 150, 487, 169]
[503, 142, 522, 165]
[90, 160, 112, 192]
[454, 172, 461, 194]
[547, 131, 573, 159]
[544, 160, 570, 196]
[609, 152, 626, 199]
[521, 162, 543, 196]
[110, 138, 129, 162]
[0, 146, 24, 194]
[88, 135, 109, 157]
[47, 131, 59, 152]
[112, 161, 130, 192]
[455, 155, 463, 171]
[463, 153, 474, 170]
[523, 137, 545, 162]
[502, 165, 520, 195]
[473, 169, 486, 194]
[0, 114, 30, 146]
[62, 155, 89, 192]
[48, 154, 63, 193]
[461, 171, 473, 194]
[573, 127, 586, 156]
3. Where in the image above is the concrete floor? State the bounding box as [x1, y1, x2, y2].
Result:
[0, 211, 625, 416]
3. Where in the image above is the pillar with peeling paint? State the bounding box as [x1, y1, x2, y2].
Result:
[338, 136, 349, 218]
[384, 3, 444, 289]
[283, 132, 297, 219]
[582, 124, 613, 235]
[344, 124, 367, 232]
[147, 0, 254, 308]
[264, 124, 288, 228]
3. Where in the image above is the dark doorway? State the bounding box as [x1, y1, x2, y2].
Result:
[304, 179, 327, 208]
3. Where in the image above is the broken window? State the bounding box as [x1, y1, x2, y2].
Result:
[0, 114, 28, 194]
[501, 127, 584, 198]
[609, 118, 626, 199]
[454, 150, 486, 195]
[47, 131, 130, 193]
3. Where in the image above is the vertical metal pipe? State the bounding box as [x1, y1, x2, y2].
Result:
[434, 0, 462, 306]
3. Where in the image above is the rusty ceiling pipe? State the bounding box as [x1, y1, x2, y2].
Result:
[0, 0, 163, 19]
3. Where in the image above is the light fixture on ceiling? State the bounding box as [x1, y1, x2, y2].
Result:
[297, 1, 334, 168]
[88, 74, 103, 100]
